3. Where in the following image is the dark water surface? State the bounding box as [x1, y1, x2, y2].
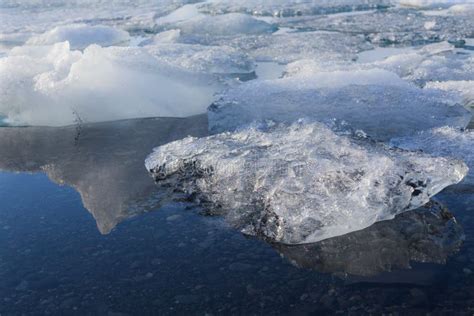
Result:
[1, 117, 474, 315]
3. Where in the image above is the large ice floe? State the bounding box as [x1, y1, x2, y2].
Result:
[145, 121, 467, 244]
[208, 68, 472, 139]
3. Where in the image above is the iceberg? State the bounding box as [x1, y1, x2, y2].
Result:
[0, 41, 252, 126]
[391, 126, 474, 186]
[208, 69, 472, 139]
[145, 121, 467, 244]
[25, 24, 131, 50]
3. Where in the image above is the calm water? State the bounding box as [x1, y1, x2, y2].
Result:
[1, 117, 474, 315]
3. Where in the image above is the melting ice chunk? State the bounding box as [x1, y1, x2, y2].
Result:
[145, 121, 467, 244]
[25, 24, 131, 50]
[391, 126, 474, 186]
[208, 69, 472, 139]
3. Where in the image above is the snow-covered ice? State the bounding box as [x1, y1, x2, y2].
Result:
[145, 121, 467, 244]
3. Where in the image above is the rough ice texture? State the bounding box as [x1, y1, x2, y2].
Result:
[391, 127, 474, 186]
[274, 201, 463, 276]
[25, 24, 131, 50]
[208, 69, 472, 139]
[145, 121, 467, 244]
[0, 41, 252, 126]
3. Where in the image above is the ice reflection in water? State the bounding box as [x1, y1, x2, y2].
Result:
[0, 116, 466, 278]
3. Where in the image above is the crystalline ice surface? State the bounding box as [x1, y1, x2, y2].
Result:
[208, 68, 472, 139]
[25, 24, 131, 50]
[145, 121, 467, 244]
[391, 127, 474, 185]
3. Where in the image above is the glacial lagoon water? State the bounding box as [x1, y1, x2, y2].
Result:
[1, 0, 474, 314]
[1, 117, 474, 315]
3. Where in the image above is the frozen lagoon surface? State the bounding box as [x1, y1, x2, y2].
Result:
[1, 0, 474, 314]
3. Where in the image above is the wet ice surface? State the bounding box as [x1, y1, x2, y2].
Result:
[1, 0, 474, 314]
[0, 118, 474, 315]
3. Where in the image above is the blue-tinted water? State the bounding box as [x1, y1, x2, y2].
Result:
[1, 117, 473, 315]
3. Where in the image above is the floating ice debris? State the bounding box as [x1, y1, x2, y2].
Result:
[144, 43, 255, 74]
[391, 126, 474, 186]
[398, 0, 474, 9]
[274, 201, 464, 276]
[194, 31, 372, 64]
[197, 0, 393, 17]
[0, 41, 247, 126]
[208, 69, 471, 139]
[291, 42, 474, 88]
[284, 8, 474, 45]
[25, 24, 131, 50]
[145, 121, 467, 244]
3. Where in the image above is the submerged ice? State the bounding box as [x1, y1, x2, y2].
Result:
[145, 121, 467, 244]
